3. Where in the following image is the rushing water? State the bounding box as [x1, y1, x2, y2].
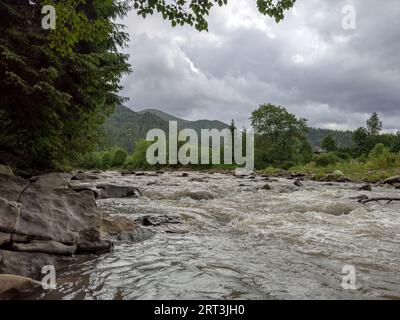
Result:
[43, 172, 400, 300]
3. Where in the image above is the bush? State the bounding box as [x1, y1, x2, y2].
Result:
[333, 151, 351, 161]
[101, 151, 113, 169]
[367, 143, 398, 169]
[124, 139, 153, 170]
[112, 148, 128, 167]
[315, 153, 341, 167]
[79, 152, 102, 169]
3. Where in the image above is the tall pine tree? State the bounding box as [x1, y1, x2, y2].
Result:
[0, 0, 130, 169]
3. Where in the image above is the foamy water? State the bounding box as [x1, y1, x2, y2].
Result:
[43, 172, 400, 300]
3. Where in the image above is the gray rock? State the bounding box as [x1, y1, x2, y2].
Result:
[0, 164, 13, 176]
[0, 173, 29, 202]
[0, 231, 11, 246]
[0, 250, 60, 278]
[100, 215, 153, 242]
[0, 197, 20, 233]
[76, 240, 112, 254]
[71, 172, 99, 181]
[10, 240, 77, 256]
[96, 184, 141, 199]
[0, 274, 43, 300]
[261, 184, 271, 190]
[294, 179, 304, 187]
[383, 175, 400, 185]
[359, 184, 372, 191]
[15, 174, 101, 245]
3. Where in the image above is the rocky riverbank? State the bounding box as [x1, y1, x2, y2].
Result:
[0, 165, 151, 299]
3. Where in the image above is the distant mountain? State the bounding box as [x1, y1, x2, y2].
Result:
[104, 106, 354, 152]
[139, 108, 229, 132]
[104, 106, 229, 152]
[104, 105, 169, 153]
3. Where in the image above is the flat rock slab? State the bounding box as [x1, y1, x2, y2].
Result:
[10, 240, 77, 256]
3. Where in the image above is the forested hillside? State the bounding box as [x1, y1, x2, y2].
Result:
[307, 128, 354, 148]
[104, 106, 355, 152]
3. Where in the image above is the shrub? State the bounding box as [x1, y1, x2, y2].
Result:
[101, 151, 113, 169]
[124, 139, 153, 170]
[367, 143, 398, 169]
[333, 151, 351, 161]
[315, 153, 341, 167]
[112, 148, 128, 167]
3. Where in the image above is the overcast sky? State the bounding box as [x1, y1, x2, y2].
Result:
[120, 0, 400, 131]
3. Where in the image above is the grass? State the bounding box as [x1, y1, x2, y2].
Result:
[289, 158, 400, 182]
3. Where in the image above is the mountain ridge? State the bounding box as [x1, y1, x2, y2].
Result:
[104, 105, 354, 152]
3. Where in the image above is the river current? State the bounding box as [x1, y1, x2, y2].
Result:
[43, 171, 400, 300]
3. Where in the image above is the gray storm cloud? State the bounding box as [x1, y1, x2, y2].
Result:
[119, 0, 400, 131]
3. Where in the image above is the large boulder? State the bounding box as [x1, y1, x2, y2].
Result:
[0, 274, 43, 300]
[0, 173, 103, 252]
[14, 173, 101, 245]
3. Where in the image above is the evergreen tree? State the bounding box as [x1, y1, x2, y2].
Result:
[321, 135, 337, 152]
[0, 0, 130, 168]
[366, 112, 382, 136]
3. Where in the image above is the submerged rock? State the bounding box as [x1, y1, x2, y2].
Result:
[359, 184, 372, 191]
[100, 215, 153, 242]
[71, 172, 99, 181]
[0, 274, 43, 300]
[96, 184, 141, 199]
[294, 179, 304, 187]
[261, 184, 271, 190]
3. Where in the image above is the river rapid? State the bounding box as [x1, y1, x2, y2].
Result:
[43, 171, 400, 300]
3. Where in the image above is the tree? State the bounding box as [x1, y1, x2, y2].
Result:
[390, 131, 400, 153]
[131, 0, 296, 32]
[0, 0, 130, 168]
[0, 0, 295, 170]
[228, 119, 236, 164]
[321, 135, 337, 152]
[352, 127, 369, 155]
[250, 103, 308, 167]
[112, 148, 128, 167]
[366, 112, 382, 136]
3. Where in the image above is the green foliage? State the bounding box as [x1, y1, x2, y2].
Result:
[321, 135, 337, 152]
[307, 128, 354, 149]
[124, 139, 154, 170]
[101, 151, 113, 169]
[390, 132, 400, 153]
[131, 0, 295, 32]
[251, 103, 308, 168]
[112, 148, 128, 167]
[367, 143, 398, 169]
[366, 112, 382, 136]
[0, 0, 130, 169]
[315, 153, 341, 167]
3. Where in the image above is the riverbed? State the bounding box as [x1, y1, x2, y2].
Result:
[43, 171, 400, 299]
